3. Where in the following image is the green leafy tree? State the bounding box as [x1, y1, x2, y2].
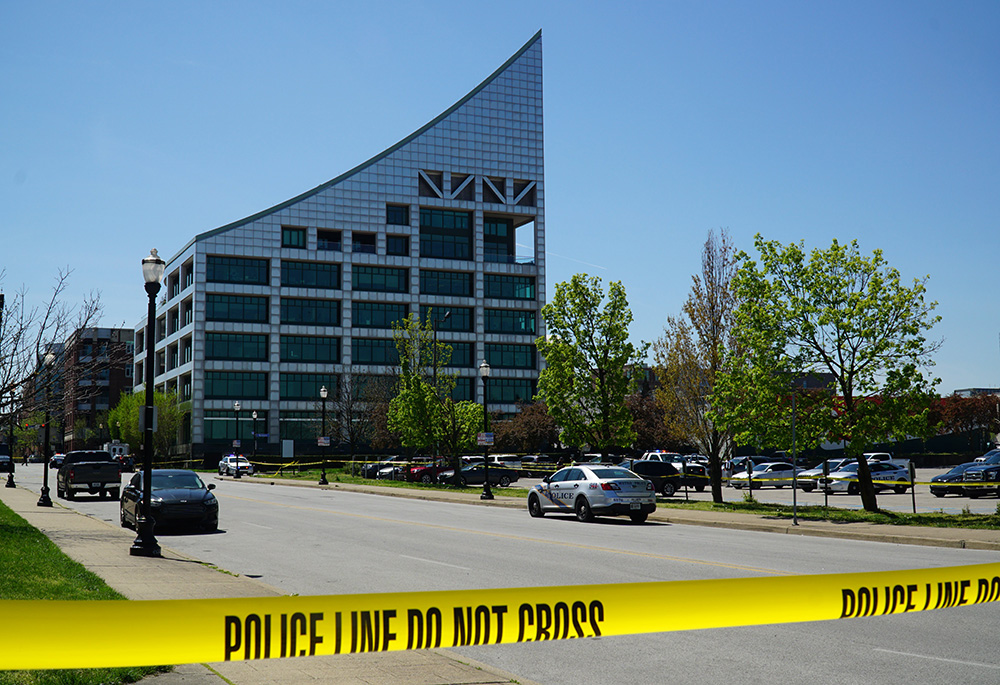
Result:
[108, 390, 188, 461]
[712, 236, 940, 512]
[536, 274, 648, 455]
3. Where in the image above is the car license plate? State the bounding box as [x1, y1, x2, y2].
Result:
[91, 482, 101, 489]
[630, 502, 641, 510]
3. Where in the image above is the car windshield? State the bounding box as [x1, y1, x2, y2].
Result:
[836, 464, 860, 473]
[751, 464, 770, 472]
[589, 467, 636, 479]
[151, 473, 205, 490]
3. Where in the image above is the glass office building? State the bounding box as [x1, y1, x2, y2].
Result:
[133, 32, 545, 459]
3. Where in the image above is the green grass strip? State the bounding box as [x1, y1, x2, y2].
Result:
[0, 501, 169, 684]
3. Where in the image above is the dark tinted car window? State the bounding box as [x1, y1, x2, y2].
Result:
[632, 461, 678, 476]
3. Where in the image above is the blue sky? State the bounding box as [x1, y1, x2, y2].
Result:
[2, 1, 998, 394]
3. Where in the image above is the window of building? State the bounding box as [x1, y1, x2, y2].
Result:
[386, 235, 409, 256]
[281, 335, 340, 363]
[206, 256, 269, 285]
[419, 208, 472, 260]
[280, 373, 337, 400]
[352, 338, 398, 366]
[353, 302, 409, 329]
[205, 371, 268, 399]
[419, 270, 472, 296]
[205, 409, 267, 442]
[352, 266, 408, 293]
[486, 378, 536, 404]
[205, 333, 269, 361]
[484, 274, 535, 300]
[444, 342, 474, 367]
[451, 377, 474, 402]
[282, 226, 307, 249]
[317, 230, 342, 251]
[484, 216, 514, 263]
[387, 204, 409, 225]
[206, 294, 269, 323]
[279, 410, 318, 441]
[281, 261, 341, 289]
[485, 343, 536, 369]
[281, 298, 340, 326]
[419, 306, 473, 332]
[353, 232, 377, 254]
[350, 374, 398, 401]
[484, 309, 536, 335]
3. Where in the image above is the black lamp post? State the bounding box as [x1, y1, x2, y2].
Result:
[233, 401, 241, 478]
[6, 393, 16, 489]
[252, 410, 258, 459]
[319, 385, 328, 485]
[479, 360, 493, 500]
[131, 248, 164, 557]
[36, 351, 55, 507]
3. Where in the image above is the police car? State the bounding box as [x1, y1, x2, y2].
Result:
[527, 464, 656, 523]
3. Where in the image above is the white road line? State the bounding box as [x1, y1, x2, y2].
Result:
[243, 522, 272, 529]
[874, 648, 1000, 669]
[399, 555, 470, 570]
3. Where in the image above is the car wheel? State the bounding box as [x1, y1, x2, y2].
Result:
[459, 476, 468, 487]
[969, 491, 981, 499]
[65, 489, 75, 500]
[695, 485, 706, 492]
[802, 484, 815, 492]
[662, 482, 676, 497]
[499, 475, 511, 487]
[775, 484, 785, 489]
[932, 491, 945, 498]
[528, 494, 544, 518]
[575, 497, 594, 523]
[847, 482, 860, 496]
[110, 488, 120, 500]
[421, 474, 433, 484]
[630, 512, 648, 524]
[120, 505, 131, 529]
[894, 481, 908, 494]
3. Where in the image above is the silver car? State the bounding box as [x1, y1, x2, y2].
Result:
[527, 465, 656, 523]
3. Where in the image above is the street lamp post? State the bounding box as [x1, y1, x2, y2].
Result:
[233, 401, 241, 479]
[252, 411, 258, 459]
[131, 248, 165, 557]
[36, 351, 56, 507]
[319, 386, 328, 485]
[479, 360, 493, 501]
[6, 393, 16, 489]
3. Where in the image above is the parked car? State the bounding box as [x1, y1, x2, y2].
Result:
[730, 462, 804, 489]
[622, 459, 682, 497]
[120, 469, 219, 532]
[961, 452, 1000, 497]
[358, 456, 406, 479]
[436, 463, 519, 487]
[973, 449, 1000, 463]
[56, 450, 122, 500]
[218, 454, 253, 477]
[527, 464, 656, 523]
[404, 458, 455, 484]
[819, 461, 911, 495]
[796, 458, 856, 492]
[722, 455, 770, 480]
[930, 463, 980, 497]
[0, 455, 14, 474]
[49, 453, 65, 469]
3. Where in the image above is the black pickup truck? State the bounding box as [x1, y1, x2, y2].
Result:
[56, 450, 122, 500]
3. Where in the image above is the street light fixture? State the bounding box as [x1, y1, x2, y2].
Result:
[319, 385, 329, 485]
[479, 360, 493, 501]
[233, 401, 241, 479]
[131, 248, 165, 557]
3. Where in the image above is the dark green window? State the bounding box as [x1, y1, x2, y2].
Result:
[280, 373, 337, 400]
[282, 226, 307, 249]
[353, 302, 409, 329]
[318, 230, 341, 251]
[352, 266, 408, 293]
[419, 306, 473, 332]
[485, 343, 536, 369]
[279, 410, 319, 440]
[420, 208, 472, 260]
[281, 261, 340, 289]
[419, 270, 472, 296]
[352, 338, 398, 366]
[281, 335, 340, 363]
[204, 410, 267, 443]
[205, 371, 268, 399]
[486, 378, 536, 404]
[350, 375, 397, 400]
[206, 256, 269, 285]
[445, 342, 473, 367]
[386, 235, 409, 256]
[484, 217, 514, 263]
[387, 204, 409, 226]
[205, 333, 268, 361]
[484, 274, 535, 300]
[206, 294, 269, 323]
[484, 309, 536, 334]
[281, 298, 340, 326]
[451, 377, 473, 402]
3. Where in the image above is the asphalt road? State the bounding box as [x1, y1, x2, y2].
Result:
[11, 464, 1000, 685]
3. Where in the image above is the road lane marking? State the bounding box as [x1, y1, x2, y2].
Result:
[873, 648, 1000, 669]
[220, 492, 794, 576]
[399, 555, 471, 570]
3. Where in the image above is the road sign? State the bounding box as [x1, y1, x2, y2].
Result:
[318, 436, 330, 447]
[232, 440, 241, 448]
[477, 432, 494, 446]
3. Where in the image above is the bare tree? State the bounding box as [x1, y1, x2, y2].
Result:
[327, 370, 400, 472]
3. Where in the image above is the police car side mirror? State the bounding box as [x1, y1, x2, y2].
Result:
[207, 483, 216, 490]
[542, 475, 551, 483]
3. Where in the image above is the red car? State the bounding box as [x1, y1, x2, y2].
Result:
[404, 458, 455, 484]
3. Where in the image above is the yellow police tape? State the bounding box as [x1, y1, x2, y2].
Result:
[1, 563, 998, 670]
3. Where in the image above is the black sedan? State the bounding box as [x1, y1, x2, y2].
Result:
[436, 463, 519, 487]
[120, 469, 219, 532]
[0, 455, 14, 474]
[621, 459, 682, 497]
[930, 462, 980, 497]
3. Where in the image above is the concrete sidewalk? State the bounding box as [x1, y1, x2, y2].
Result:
[0, 483, 539, 685]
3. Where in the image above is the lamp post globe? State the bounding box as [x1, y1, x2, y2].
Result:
[319, 385, 328, 485]
[479, 360, 493, 500]
[131, 248, 164, 557]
